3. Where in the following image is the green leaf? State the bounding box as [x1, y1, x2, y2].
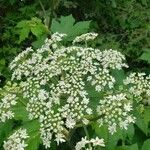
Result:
[51, 15, 91, 41]
[16, 20, 30, 43]
[111, 0, 117, 8]
[22, 119, 40, 133]
[13, 106, 29, 122]
[12, 101, 29, 122]
[31, 25, 44, 37]
[111, 69, 125, 86]
[23, 120, 41, 150]
[107, 129, 123, 150]
[143, 106, 150, 129]
[0, 59, 5, 65]
[18, 26, 30, 43]
[26, 131, 40, 150]
[32, 35, 47, 49]
[16, 20, 27, 28]
[85, 84, 102, 110]
[142, 139, 150, 150]
[0, 120, 13, 146]
[16, 17, 49, 43]
[141, 0, 148, 6]
[135, 107, 150, 135]
[91, 123, 108, 140]
[69, 21, 90, 39]
[9, 0, 17, 5]
[51, 15, 75, 34]
[125, 124, 135, 140]
[0, 59, 6, 71]
[135, 113, 148, 135]
[30, 18, 48, 37]
[139, 49, 150, 63]
[116, 143, 139, 150]
[92, 123, 123, 150]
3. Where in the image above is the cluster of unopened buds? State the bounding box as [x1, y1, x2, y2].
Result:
[0, 32, 149, 149]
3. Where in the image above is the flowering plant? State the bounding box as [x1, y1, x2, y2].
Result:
[0, 32, 150, 150]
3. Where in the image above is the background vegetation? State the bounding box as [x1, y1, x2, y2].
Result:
[0, 0, 150, 149]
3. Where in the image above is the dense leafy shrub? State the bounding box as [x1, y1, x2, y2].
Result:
[0, 0, 150, 78]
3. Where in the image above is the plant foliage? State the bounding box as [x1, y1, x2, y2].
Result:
[0, 0, 150, 149]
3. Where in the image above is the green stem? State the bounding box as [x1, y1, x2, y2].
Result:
[85, 41, 88, 48]
[49, 7, 54, 29]
[63, 128, 75, 149]
[122, 130, 126, 146]
[75, 114, 103, 128]
[39, 0, 50, 27]
[83, 125, 90, 139]
[18, 98, 27, 107]
[39, 0, 46, 17]
[83, 125, 92, 149]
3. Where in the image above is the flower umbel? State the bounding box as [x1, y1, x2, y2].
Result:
[3, 128, 29, 150]
[0, 32, 146, 148]
[97, 93, 135, 134]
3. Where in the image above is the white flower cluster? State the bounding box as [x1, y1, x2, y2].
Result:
[124, 73, 150, 104]
[9, 47, 33, 71]
[3, 128, 29, 150]
[0, 82, 20, 122]
[75, 136, 105, 150]
[60, 93, 92, 129]
[9, 33, 67, 81]
[87, 69, 115, 92]
[0, 94, 17, 122]
[101, 49, 128, 69]
[26, 99, 46, 120]
[51, 32, 67, 42]
[39, 111, 65, 148]
[9, 47, 34, 80]
[73, 32, 98, 44]
[8, 32, 130, 148]
[97, 93, 135, 134]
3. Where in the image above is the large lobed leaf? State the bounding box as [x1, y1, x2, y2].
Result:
[51, 15, 91, 41]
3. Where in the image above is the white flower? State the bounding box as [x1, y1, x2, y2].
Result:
[66, 116, 76, 128]
[90, 137, 105, 147]
[42, 137, 51, 149]
[126, 115, 135, 123]
[119, 120, 128, 130]
[38, 89, 49, 100]
[82, 118, 89, 125]
[75, 137, 88, 150]
[86, 108, 92, 115]
[108, 123, 116, 134]
[124, 103, 132, 112]
[55, 133, 65, 145]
